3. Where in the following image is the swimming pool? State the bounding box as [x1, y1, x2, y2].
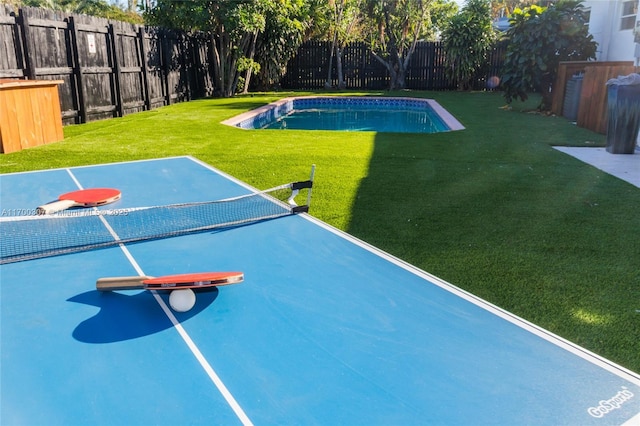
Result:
[222, 96, 465, 134]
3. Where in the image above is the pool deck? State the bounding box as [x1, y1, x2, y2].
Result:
[554, 146, 640, 188]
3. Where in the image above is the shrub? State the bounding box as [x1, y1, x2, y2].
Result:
[501, 0, 596, 110]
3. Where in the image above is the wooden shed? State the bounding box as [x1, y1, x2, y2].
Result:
[551, 61, 640, 134]
[0, 79, 64, 153]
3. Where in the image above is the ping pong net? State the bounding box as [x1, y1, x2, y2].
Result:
[0, 179, 313, 265]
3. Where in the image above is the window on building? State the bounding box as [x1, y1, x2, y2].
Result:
[620, 0, 638, 30]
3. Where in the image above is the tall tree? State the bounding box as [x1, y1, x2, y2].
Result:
[145, 0, 261, 97]
[428, 0, 458, 35]
[146, 0, 309, 96]
[501, 0, 596, 110]
[322, 0, 364, 89]
[231, 1, 266, 94]
[491, 0, 527, 19]
[441, 0, 496, 90]
[364, 0, 431, 90]
[251, 0, 310, 91]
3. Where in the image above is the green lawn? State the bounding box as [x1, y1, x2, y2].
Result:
[1, 90, 639, 373]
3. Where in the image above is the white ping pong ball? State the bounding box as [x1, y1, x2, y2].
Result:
[169, 289, 196, 312]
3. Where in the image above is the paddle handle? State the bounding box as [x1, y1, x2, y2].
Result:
[36, 199, 77, 215]
[96, 276, 152, 291]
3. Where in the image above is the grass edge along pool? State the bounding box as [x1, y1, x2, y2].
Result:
[221, 96, 465, 134]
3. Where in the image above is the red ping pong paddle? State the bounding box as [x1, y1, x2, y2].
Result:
[37, 188, 121, 215]
[96, 271, 244, 291]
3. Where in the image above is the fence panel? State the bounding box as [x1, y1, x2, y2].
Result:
[113, 20, 146, 116]
[406, 42, 452, 90]
[191, 33, 215, 98]
[281, 41, 329, 89]
[17, 8, 78, 123]
[358, 44, 388, 90]
[0, 5, 25, 78]
[141, 27, 167, 109]
[484, 41, 507, 82]
[0, 6, 213, 125]
[283, 40, 506, 91]
[162, 31, 189, 104]
[71, 15, 118, 122]
[340, 43, 361, 88]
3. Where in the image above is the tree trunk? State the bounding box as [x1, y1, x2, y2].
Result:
[539, 72, 554, 111]
[395, 66, 406, 90]
[243, 32, 259, 94]
[336, 46, 345, 89]
[370, 51, 398, 90]
[325, 33, 337, 89]
[225, 56, 237, 97]
[210, 34, 223, 97]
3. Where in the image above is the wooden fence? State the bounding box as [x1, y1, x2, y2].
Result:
[0, 6, 216, 124]
[281, 40, 507, 91]
[552, 61, 639, 134]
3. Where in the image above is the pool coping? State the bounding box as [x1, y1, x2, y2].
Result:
[221, 96, 465, 132]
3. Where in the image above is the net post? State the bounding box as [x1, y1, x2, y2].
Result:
[307, 164, 315, 208]
[287, 165, 315, 212]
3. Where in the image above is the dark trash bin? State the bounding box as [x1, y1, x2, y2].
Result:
[605, 73, 640, 154]
[563, 73, 583, 121]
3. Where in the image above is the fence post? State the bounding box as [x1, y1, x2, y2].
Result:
[17, 9, 35, 80]
[193, 35, 203, 98]
[67, 16, 87, 123]
[161, 30, 171, 105]
[138, 26, 151, 111]
[360, 43, 366, 89]
[108, 23, 123, 117]
[181, 33, 191, 101]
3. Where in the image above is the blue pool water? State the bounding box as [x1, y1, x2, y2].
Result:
[265, 108, 448, 133]
[224, 97, 464, 134]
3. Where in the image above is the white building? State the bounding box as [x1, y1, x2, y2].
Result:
[583, 1, 639, 148]
[583, 0, 639, 64]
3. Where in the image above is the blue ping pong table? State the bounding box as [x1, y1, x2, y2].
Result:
[1, 156, 639, 425]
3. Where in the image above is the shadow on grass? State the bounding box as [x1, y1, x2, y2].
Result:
[205, 100, 272, 111]
[345, 126, 640, 372]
